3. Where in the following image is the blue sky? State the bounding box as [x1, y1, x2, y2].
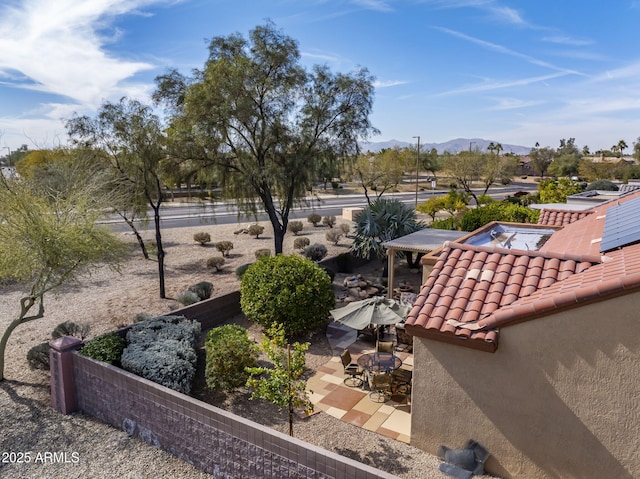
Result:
[1, 0, 640, 154]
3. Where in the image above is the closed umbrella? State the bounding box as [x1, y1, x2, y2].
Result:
[330, 296, 411, 330]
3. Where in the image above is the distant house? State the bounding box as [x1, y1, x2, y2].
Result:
[405, 191, 640, 478]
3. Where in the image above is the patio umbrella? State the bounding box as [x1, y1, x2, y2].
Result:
[330, 296, 411, 330]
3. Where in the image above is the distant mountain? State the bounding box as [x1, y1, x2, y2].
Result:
[360, 138, 531, 155]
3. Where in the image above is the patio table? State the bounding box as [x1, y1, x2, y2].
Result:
[357, 352, 402, 374]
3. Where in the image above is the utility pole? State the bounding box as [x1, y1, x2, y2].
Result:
[413, 136, 420, 208]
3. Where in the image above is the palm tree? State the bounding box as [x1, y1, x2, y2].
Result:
[618, 139, 628, 158]
[487, 142, 496, 155]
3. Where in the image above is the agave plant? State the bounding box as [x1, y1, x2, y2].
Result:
[350, 198, 426, 261]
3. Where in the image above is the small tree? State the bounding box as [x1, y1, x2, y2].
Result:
[246, 324, 313, 437]
[240, 255, 335, 337]
[206, 256, 225, 272]
[307, 213, 321, 227]
[193, 232, 211, 245]
[326, 230, 343, 245]
[0, 172, 125, 381]
[287, 221, 304, 235]
[248, 224, 265, 239]
[215, 240, 234, 257]
[293, 237, 310, 251]
[322, 215, 336, 228]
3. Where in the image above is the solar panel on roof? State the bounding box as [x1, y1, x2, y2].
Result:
[600, 196, 640, 252]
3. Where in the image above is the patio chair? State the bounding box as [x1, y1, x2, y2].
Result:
[340, 349, 364, 388]
[376, 340, 394, 354]
[369, 372, 393, 402]
[395, 327, 413, 352]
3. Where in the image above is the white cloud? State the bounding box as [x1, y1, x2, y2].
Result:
[0, 0, 165, 108]
[434, 27, 586, 76]
[541, 35, 594, 47]
[436, 72, 570, 96]
[488, 97, 545, 111]
[349, 0, 393, 12]
[374, 79, 408, 88]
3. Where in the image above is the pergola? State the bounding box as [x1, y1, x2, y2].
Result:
[382, 228, 468, 298]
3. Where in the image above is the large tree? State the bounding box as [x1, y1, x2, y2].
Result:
[444, 149, 516, 205]
[0, 165, 125, 381]
[154, 23, 378, 254]
[66, 98, 170, 297]
[353, 148, 405, 204]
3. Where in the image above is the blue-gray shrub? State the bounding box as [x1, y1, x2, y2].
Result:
[121, 340, 196, 394]
[121, 315, 200, 394]
[126, 315, 200, 348]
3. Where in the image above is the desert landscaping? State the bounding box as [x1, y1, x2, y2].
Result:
[0, 215, 486, 479]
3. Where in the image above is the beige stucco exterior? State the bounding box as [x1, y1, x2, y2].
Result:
[409, 292, 640, 478]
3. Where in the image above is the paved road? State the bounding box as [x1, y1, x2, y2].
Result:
[103, 183, 537, 232]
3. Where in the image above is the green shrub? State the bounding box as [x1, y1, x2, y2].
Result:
[322, 215, 336, 228]
[254, 248, 271, 260]
[27, 342, 51, 370]
[307, 213, 321, 227]
[188, 281, 213, 300]
[52, 320, 91, 340]
[79, 333, 125, 365]
[585, 179, 618, 191]
[193, 232, 211, 245]
[430, 217, 460, 230]
[240, 255, 335, 337]
[287, 221, 304, 235]
[215, 240, 234, 257]
[205, 325, 258, 391]
[459, 201, 541, 232]
[206, 256, 225, 271]
[303, 242, 328, 262]
[176, 290, 201, 306]
[538, 178, 582, 203]
[121, 315, 200, 394]
[248, 224, 264, 239]
[325, 230, 342, 245]
[235, 263, 252, 280]
[293, 237, 310, 251]
[338, 223, 350, 236]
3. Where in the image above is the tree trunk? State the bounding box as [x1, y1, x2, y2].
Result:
[273, 224, 285, 255]
[152, 204, 166, 298]
[0, 296, 42, 381]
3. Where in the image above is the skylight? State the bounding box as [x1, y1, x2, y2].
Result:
[465, 224, 555, 251]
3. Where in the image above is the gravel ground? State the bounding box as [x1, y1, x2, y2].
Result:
[0, 218, 493, 479]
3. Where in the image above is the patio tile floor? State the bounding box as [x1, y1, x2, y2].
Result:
[308, 322, 412, 443]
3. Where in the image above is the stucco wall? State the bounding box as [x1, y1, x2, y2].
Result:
[410, 293, 640, 479]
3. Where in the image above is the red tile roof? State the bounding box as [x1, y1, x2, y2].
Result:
[405, 191, 640, 352]
[537, 208, 593, 227]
